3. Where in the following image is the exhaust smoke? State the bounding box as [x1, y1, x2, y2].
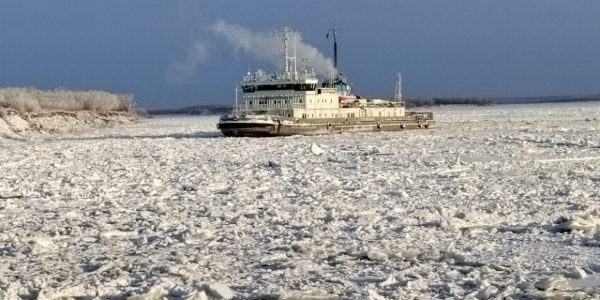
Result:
[211, 20, 337, 77]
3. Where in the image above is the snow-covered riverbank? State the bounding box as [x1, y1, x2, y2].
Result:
[0, 109, 138, 140]
[2, 102, 600, 299]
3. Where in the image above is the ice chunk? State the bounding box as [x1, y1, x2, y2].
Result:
[311, 143, 324, 155]
[555, 207, 600, 235]
[40, 286, 96, 299]
[99, 230, 138, 239]
[565, 267, 587, 279]
[127, 286, 168, 300]
[260, 253, 289, 265]
[365, 289, 385, 300]
[184, 290, 209, 300]
[282, 293, 338, 300]
[367, 251, 388, 261]
[378, 275, 397, 287]
[33, 238, 57, 249]
[417, 249, 442, 262]
[534, 276, 568, 291]
[440, 219, 460, 233]
[400, 249, 419, 261]
[63, 211, 79, 219]
[476, 286, 497, 300]
[208, 283, 235, 299]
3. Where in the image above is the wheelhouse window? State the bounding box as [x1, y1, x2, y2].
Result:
[253, 84, 316, 92]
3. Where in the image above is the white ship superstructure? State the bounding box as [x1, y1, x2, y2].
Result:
[236, 70, 406, 120]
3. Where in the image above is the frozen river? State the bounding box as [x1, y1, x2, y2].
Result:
[2, 102, 600, 299]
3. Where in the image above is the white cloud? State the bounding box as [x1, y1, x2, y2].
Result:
[167, 20, 337, 85]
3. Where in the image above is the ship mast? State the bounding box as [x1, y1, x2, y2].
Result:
[271, 27, 301, 76]
[328, 26, 340, 69]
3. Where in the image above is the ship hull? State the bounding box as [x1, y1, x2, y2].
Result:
[217, 116, 435, 137]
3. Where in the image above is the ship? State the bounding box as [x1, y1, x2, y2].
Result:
[217, 27, 435, 137]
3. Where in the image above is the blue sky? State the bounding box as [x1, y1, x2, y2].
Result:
[1, 1, 599, 109]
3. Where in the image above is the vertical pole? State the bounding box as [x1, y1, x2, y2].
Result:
[399, 73, 402, 102]
[283, 30, 288, 73]
[235, 86, 238, 115]
[333, 27, 337, 70]
[294, 34, 297, 76]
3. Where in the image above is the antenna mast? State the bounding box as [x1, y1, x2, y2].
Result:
[395, 72, 403, 102]
[271, 27, 301, 75]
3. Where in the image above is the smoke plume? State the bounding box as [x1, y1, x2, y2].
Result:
[167, 41, 209, 84]
[211, 20, 337, 77]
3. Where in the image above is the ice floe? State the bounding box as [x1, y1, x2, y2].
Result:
[2, 103, 600, 298]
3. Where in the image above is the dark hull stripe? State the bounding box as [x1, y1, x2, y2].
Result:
[218, 121, 435, 137]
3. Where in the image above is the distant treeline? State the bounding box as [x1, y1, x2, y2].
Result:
[148, 95, 600, 116]
[494, 95, 600, 105]
[147, 105, 232, 116]
[404, 97, 494, 108]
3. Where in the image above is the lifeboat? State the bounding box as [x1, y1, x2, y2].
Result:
[339, 95, 357, 103]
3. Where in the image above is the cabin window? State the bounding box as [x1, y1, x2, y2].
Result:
[249, 101, 253, 105]
[330, 99, 332, 103]
[312, 114, 314, 117]
[288, 114, 291, 117]
[319, 114, 321, 117]
[310, 100, 312, 103]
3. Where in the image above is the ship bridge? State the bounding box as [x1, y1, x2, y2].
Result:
[241, 69, 318, 93]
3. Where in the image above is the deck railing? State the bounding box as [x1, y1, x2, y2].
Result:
[233, 103, 304, 113]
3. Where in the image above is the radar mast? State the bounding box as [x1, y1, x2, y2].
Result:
[271, 27, 301, 76]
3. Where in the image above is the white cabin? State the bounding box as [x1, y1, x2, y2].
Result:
[235, 69, 405, 120]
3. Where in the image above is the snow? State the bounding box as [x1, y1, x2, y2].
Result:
[208, 283, 235, 299]
[3, 102, 600, 298]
